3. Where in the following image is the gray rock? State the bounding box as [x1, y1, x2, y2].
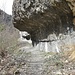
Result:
[12, 0, 74, 46]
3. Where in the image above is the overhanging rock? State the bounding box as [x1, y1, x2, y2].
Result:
[12, 0, 74, 48]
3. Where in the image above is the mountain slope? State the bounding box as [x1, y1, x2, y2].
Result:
[0, 9, 12, 26]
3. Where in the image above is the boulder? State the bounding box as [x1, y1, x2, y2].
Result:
[12, 0, 74, 46]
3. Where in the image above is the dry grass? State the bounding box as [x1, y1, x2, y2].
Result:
[0, 25, 19, 58]
[61, 44, 75, 62]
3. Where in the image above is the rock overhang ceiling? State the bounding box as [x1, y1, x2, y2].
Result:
[12, 0, 75, 46]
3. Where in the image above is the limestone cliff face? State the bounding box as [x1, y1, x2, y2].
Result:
[12, 0, 74, 45]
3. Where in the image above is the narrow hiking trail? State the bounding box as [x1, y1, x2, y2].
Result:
[1, 42, 75, 75]
[18, 45, 45, 75]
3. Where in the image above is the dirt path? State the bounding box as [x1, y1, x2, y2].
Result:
[18, 46, 45, 75]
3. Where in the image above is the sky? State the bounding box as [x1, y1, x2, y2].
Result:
[0, 0, 14, 15]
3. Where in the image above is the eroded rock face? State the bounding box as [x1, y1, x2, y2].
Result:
[66, 0, 75, 16]
[12, 0, 74, 45]
[66, 0, 75, 25]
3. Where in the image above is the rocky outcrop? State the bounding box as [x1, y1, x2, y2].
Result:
[66, 0, 75, 16]
[66, 0, 75, 25]
[12, 0, 74, 46]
